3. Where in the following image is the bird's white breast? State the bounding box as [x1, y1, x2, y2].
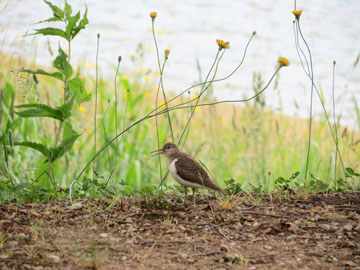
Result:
[168, 159, 205, 189]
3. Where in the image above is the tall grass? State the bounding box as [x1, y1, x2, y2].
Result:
[0, 1, 359, 202]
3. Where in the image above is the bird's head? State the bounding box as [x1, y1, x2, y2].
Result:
[151, 142, 179, 158]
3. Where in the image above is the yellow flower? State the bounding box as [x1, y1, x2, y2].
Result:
[216, 39, 230, 50]
[122, 93, 128, 100]
[86, 130, 93, 135]
[144, 75, 152, 82]
[292, 10, 303, 19]
[157, 28, 164, 35]
[277, 56, 290, 67]
[15, 34, 20, 39]
[194, 107, 201, 113]
[144, 91, 151, 99]
[221, 117, 227, 124]
[20, 72, 29, 79]
[165, 49, 170, 57]
[150, 11, 157, 20]
[78, 105, 85, 112]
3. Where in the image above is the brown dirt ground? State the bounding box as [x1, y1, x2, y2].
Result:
[0, 192, 359, 270]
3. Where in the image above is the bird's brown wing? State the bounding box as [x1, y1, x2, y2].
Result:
[175, 155, 222, 192]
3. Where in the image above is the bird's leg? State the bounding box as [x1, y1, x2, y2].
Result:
[184, 187, 187, 203]
[192, 188, 196, 204]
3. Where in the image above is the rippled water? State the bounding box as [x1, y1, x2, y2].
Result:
[1, 0, 359, 127]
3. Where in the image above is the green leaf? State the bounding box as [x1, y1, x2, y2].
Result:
[68, 77, 91, 103]
[43, 0, 64, 20]
[15, 103, 65, 121]
[20, 69, 63, 81]
[71, 6, 88, 39]
[346, 167, 360, 177]
[33, 27, 68, 40]
[14, 141, 52, 159]
[37, 16, 63, 23]
[53, 46, 72, 79]
[64, 1, 73, 20]
[62, 122, 76, 140]
[65, 12, 80, 40]
[35, 156, 59, 188]
[3, 81, 16, 106]
[50, 133, 80, 161]
[59, 95, 75, 119]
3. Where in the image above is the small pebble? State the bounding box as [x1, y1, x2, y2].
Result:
[48, 254, 61, 263]
[99, 233, 108, 238]
[16, 233, 27, 239]
[8, 241, 18, 248]
[67, 202, 83, 210]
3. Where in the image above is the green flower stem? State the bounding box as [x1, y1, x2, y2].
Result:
[69, 66, 279, 200]
[155, 58, 168, 184]
[151, 20, 174, 143]
[178, 49, 222, 147]
[332, 61, 339, 183]
[114, 56, 121, 180]
[93, 33, 100, 180]
[295, 20, 346, 178]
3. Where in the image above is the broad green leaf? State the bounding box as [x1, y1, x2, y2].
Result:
[35, 156, 59, 188]
[43, 0, 64, 20]
[15, 103, 65, 121]
[50, 133, 80, 161]
[346, 167, 360, 177]
[64, 1, 72, 20]
[53, 46, 72, 79]
[59, 95, 75, 119]
[33, 27, 68, 40]
[71, 6, 88, 39]
[21, 69, 64, 81]
[14, 141, 52, 158]
[68, 77, 91, 103]
[62, 122, 76, 141]
[65, 12, 80, 40]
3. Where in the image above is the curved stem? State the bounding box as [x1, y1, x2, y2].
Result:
[69, 66, 280, 200]
[152, 21, 174, 143]
[178, 49, 222, 147]
[155, 58, 168, 184]
[93, 34, 100, 180]
[332, 61, 339, 184]
[297, 21, 346, 178]
[114, 57, 121, 179]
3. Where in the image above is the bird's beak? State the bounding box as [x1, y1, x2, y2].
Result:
[151, 148, 163, 157]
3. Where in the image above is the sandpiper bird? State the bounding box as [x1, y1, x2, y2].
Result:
[152, 142, 223, 200]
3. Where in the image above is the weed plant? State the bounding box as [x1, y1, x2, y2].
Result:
[0, 0, 359, 202]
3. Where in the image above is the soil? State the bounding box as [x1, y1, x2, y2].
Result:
[1, 192, 360, 270]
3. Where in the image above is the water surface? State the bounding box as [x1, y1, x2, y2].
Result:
[1, 0, 359, 127]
